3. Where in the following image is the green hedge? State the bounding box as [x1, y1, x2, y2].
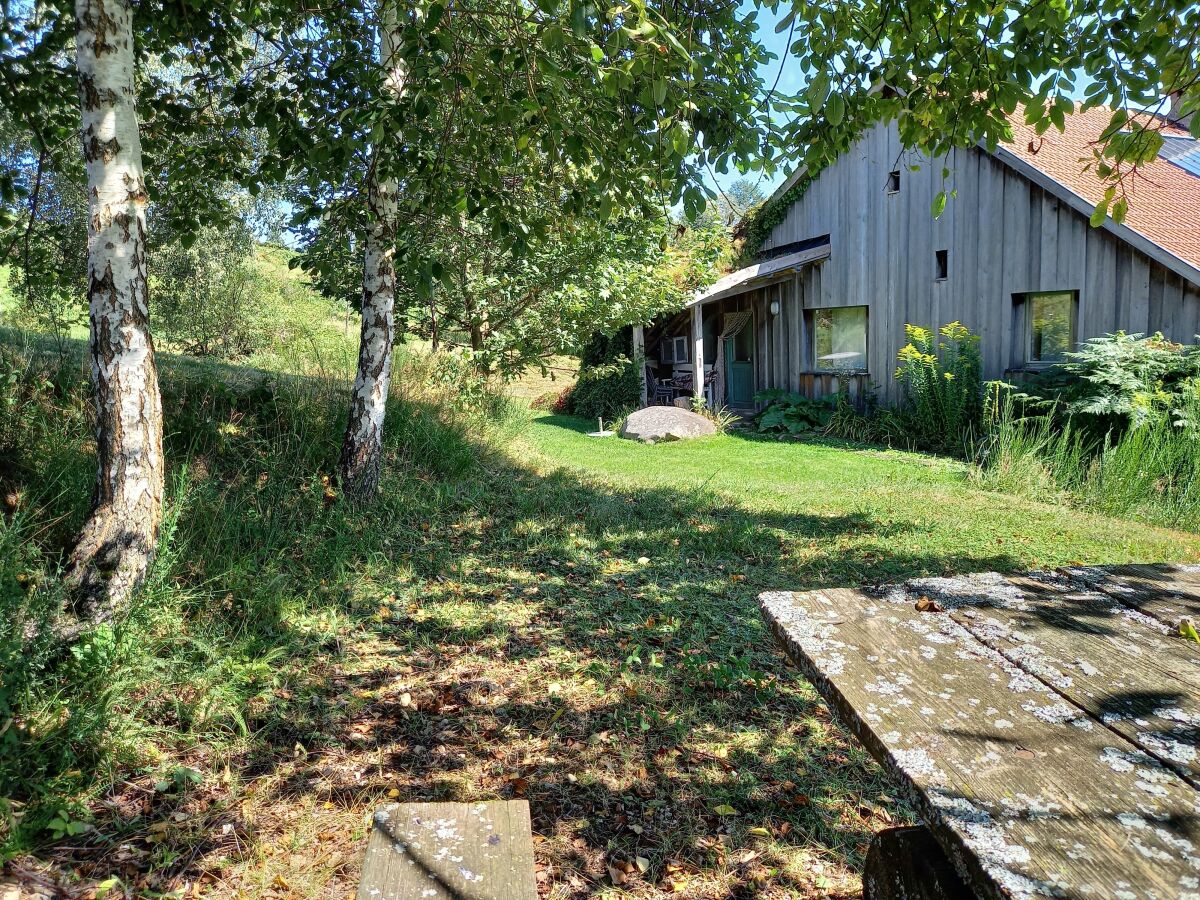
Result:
[570, 357, 641, 422]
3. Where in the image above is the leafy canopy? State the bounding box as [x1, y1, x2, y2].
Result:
[268, 0, 771, 268]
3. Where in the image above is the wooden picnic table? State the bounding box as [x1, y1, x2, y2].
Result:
[761, 564, 1200, 900]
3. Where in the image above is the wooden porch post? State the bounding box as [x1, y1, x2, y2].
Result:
[692, 303, 705, 407]
[633, 324, 647, 407]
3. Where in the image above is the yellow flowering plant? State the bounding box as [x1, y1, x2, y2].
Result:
[894, 321, 984, 454]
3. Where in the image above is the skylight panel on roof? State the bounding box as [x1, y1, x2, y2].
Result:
[1166, 146, 1200, 178]
[1159, 134, 1199, 161]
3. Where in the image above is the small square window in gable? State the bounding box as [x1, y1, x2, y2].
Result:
[887, 170, 901, 193]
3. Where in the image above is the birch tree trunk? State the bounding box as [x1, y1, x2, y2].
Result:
[338, 5, 401, 500]
[64, 0, 164, 624]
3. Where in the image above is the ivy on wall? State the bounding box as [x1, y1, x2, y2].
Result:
[733, 175, 813, 266]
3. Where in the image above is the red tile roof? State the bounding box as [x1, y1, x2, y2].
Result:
[1002, 104, 1200, 273]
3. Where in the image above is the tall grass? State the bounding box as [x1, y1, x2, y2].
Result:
[975, 386, 1200, 531]
[0, 333, 526, 850]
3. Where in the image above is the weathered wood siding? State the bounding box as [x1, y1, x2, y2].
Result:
[744, 121, 1200, 405]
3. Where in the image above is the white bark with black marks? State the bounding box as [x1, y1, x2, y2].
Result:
[65, 0, 164, 625]
[338, 4, 402, 499]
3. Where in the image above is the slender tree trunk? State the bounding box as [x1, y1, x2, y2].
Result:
[337, 5, 401, 499]
[63, 0, 164, 626]
[337, 173, 397, 498]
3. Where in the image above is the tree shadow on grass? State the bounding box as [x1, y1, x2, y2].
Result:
[5, 368, 1035, 897]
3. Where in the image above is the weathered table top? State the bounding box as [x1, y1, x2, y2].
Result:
[357, 800, 536, 900]
[762, 563, 1200, 900]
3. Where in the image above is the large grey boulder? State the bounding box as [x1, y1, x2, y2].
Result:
[619, 406, 717, 443]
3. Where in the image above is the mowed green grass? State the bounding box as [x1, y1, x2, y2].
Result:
[521, 414, 1200, 587]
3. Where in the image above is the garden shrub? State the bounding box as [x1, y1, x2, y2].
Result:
[153, 223, 271, 358]
[1054, 332, 1197, 433]
[894, 321, 983, 454]
[752, 389, 835, 435]
[571, 357, 641, 422]
[571, 325, 641, 422]
[578, 326, 633, 368]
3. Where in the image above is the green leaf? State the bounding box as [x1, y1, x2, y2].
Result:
[1180, 618, 1200, 645]
[652, 79, 667, 106]
[1099, 109, 1128, 141]
[931, 190, 947, 219]
[670, 123, 690, 157]
[807, 72, 830, 112]
[825, 93, 844, 126]
[713, 804, 738, 816]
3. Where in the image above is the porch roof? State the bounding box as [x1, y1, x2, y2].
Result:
[687, 241, 830, 308]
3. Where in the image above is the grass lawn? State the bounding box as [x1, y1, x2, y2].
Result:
[4, 347, 1199, 898]
[520, 415, 1198, 586]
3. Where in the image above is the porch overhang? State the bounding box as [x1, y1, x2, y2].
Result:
[687, 241, 830, 308]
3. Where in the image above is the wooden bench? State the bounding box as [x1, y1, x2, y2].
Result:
[761, 564, 1200, 900]
[357, 800, 537, 899]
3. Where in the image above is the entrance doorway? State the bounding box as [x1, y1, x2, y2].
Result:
[725, 318, 754, 407]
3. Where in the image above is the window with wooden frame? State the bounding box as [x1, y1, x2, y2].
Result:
[811, 306, 868, 372]
[1019, 290, 1077, 364]
[660, 334, 689, 364]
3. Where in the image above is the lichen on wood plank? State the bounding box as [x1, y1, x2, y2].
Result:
[762, 578, 1200, 900]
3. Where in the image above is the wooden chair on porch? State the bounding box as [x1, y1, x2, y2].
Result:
[645, 366, 677, 405]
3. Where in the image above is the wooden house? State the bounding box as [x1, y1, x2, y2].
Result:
[639, 105, 1200, 412]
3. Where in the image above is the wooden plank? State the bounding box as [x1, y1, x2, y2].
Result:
[999, 158, 1023, 371]
[772, 282, 783, 390]
[1182, 283, 1200, 342]
[1039, 193, 1059, 290]
[787, 278, 802, 392]
[907, 570, 1200, 783]
[357, 800, 537, 900]
[762, 587, 1200, 900]
[1066, 564, 1200, 628]
[1129, 254, 1152, 334]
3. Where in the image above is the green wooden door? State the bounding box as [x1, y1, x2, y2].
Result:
[725, 324, 754, 407]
